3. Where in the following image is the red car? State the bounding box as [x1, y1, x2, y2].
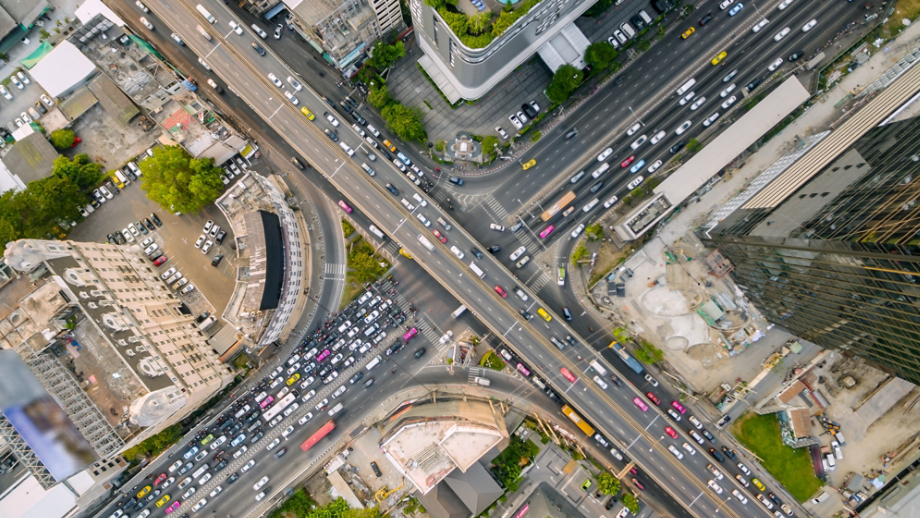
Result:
[154, 255, 168, 267]
[631, 478, 645, 490]
[621, 155, 636, 168]
[494, 285, 508, 298]
[153, 473, 168, 486]
[665, 426, 678, 439]
[646, 392, 661, 405]
[432, 229, 447, 243]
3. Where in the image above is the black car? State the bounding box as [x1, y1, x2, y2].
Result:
[215, 460, 228, 471]
[562, 307, 572, 320]
[352, 112, 367, 125]
[379, 148, 393, 161]
[670, 141, 686, 154]
[124, 497, 137, 508]
[215, 230, 226, 245]
[370, 461, 382, 477]
[788, 50, 804, 61]
[89, 198, 100, 209]
[340, 102, 354, 114]
[414, 347, 426, 358]
[227, 472, 239, 484]
[521, 103, 537, 119]
[767, 492, 782, 506]
[125, 168, 137, 181]
[701, 429, 716, 442]
[275, 447, 287, 458]
[251, 43, 266, 56]
[211, 253, 223, 267]
[136, 221, 149, 235]
[520, 309, 532, 320]
[196, 312, 210, 323]
[350, 372, 364, 384]
[324, 128, 338, 142]
[610, 375, 624, 387]
[150, 213, 163, 226]
[107, 233, 115, 243]
[143, 217, 156, 231]
[699, 12, 713, 25]
[605, 496, 618, 510]
[471, 247, 484, 259]
[746, 77, 763, 93]
[488, 245, 500, 253]
[386, 343, 403, 356]
[385, 183, 399, 195]
[721, 446, 736, 459]
[322, 96, 336, 108]
[291, 157, 305, 169]
[590, 181, 603, 193]
[344, 96, 359, 110]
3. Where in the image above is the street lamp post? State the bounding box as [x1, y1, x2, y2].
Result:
[627, 105, 643, 127]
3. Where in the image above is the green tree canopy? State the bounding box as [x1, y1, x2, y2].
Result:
[52, 154, 104, 191]
[687, 138, 702, 153]
[586, 223, 604, 241]
[637, 39, 651, 52]
[634, 339, 664, 364]
[367, 85, 392, 109]
[49, 128, 76, 150]
[381, 103, 426, 142]
[139, 146, 225, 214]
[597, 472, 621, 495]
[367, 41, 405, 70]
[546, 64, 583, 104]
[622, 493, 640, 514]
[482, 135, 500, 157]
[0, 173, 87, 254]
[585, 41, 618, 70]
[468, 12, 492, 34]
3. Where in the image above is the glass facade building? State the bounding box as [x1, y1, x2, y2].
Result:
[700, 116, 920, 385]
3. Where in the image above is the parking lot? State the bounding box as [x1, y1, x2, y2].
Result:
[68, 159, 247, 319]
[0, 69, 54, 134]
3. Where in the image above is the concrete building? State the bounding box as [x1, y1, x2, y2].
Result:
[254, 0, 404, 71]
[410, 0, 598, 102]
[0, 125, 58, 193]
[0, 239, 234, 488]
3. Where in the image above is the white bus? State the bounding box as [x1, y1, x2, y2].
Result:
[418, 234, 434, 251]
[262, 393, 296, 422]
[469, 262, 486, 278]
[451, 305, 467, 318]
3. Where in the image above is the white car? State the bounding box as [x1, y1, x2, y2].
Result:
[630, 135, 647, 149]
[650, 130, 666, 144]
[314, 398, 328, 411]
[777, 0, 794, 9]
[267, 73, 282, 87]
[287, 76, 303, 91]
[707, 464, 724, 479]
[191, 499, 208, 512]
[774, 27, 790, 41]
[626, 122, 642, 136]
[233, 446, 248, 458]
[170, 33, 184, 45]
[241, 459, 256, 473]
[675, 120, 692, 135]
[708, 480, 723, 494]
[139, 17, 153, 30]
[202, 241, 213, 254]
[627, 176, 644, 190]
[416, 213, 430, 227]
[253, 476, 269, 491]
[720, 84, 736, 98]
[210, 486, 223, 498]
[490, 223, 505, 231]
[266, 438, 281, 450]
[516, 111, 528, 124]
[679, 91, 696, 106]
[718, 0, 734, 9]
[603, 195, 619, 208]
[0, 85, 11, 100]
[508, 114, 523, 129]
[509, 246, 526, 261]
[752, 18, 770, 32]
[732, 489, 748, 504]
[570, 224, 585, 239]
[647, 160, 662, 173]
[802, 19, 817, 32]
[703, 112, 720, 127]
[325, 113, 339, 126]
[228, 20, 243, 35]
[15, 72, 26, 85]
[721, 96, 738, 109]
[285, 91, 299, 105]
[768, 57, 784, 71]
[688, 416, 703, 429]
[496, 126, 509, 139]
[195, 235, 206, 248]
[597, 148, 613, 161]
[737, 462, 752, 475]
[135, 0, 149, 11]
[690, 96, 706, 111]
[298, 412, 314, 425]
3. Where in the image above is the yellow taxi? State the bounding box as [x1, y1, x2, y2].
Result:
[711, 51, 728, 65]
[752, 478, 766, 491]
[299, 106, 315, 120]
[681, 27, 695, 39]
[382, 139, 397, 152]
[287, 373, 300, 386]
[137, 485, 152, 498]
[156, 494, 171, 508]
[537, 308, 552, 322]
[399, 248, 413, 259]
[522, 159, 536, 170]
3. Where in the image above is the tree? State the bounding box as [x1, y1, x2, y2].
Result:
[613, 327, 630, 343]
[622, 493, 640, 515]
[351, 251, 387, 283]
[49, 128, 76, 150]
[482, 135, 499, 157]
[52, 154, 104, 191]
[468, 12, 492, 34]
[637, 39, 651, 52]
[138, 145, 225, 214]
[586, 223, 603, 241]
[381, 103, 426, 142]
[686, 138, 702, 153]
[546, 64, 583, 104]
[367, 40, 405, 70]
[585, 42, 617, 70]
[634, 339, 664, 365]
[367, 85, 392, 109]
[597, 472, 621, 495]
[441, 10, 469, 37]
[571, 244, 589, 265]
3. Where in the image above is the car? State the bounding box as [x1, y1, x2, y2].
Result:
[778, 0, 794, 8]
[708, 480, 723, 494]
[647, 160, 662, 173]
[603, 195, 618, 208]
[0, 85, 12, 100]
[266, 73, 283, 88]
[139, 17, 153, 30]
[522, 159, 536, 170]
[165, 501, 182, 514]
[626, 122, 642, 136]
[212, 253, 224, 267]
[489, 223, 506, 232]
[768, 57, 784, 71]
[720, 84, 736, 98]
[646, 392, 661, 405]
[510, 245, 526, 261]
[241, 459, 256, 473]
[325, 112, 339, 126]
[509, 114, 523, 130]
[789, 50, 804, 61]
[722, 96, 737, 109]
[690, 96, 706, 111]
[681, 27, 695, 39]
[646, 131, 666, 147]
[34, 101, 47, 114]
[711, 51, 727, 65]
[154, 473, 168, 486]
[137, 485, 152, 498]
[628, 176, 644, 190]
[707, 463, 724, 479]
[285, 91, 299, 105]
[521, 103, 537, 119]
[516, 111, 529, 125]
[728, 3, 743, 15]
[494, 285, 508, 298]
[254, 475, 270, 491]
[620, 155, 635, 168]
[571, 224, 585, 239]
[738, 462, 752, 475]
[752, 477, 766, 491]
[496, 126, 509, 139]
[598, 148, 613, 161]
[679, 91, 696, 106]
[699, 12, 713, 25]
[756, 494, 774, 509]
[774, 27, 790, 41]
[675, 120, 692, 135]
[665, 426, 679, 439]
[191, 499, 208, 512]
[629, 160, 646, 174]
[718, 0, 734, 8]
[667, 408, 682, 421]
[432, 229, 447, 243]
[752, 18, 770, 33]
[802, 19, 817, 32]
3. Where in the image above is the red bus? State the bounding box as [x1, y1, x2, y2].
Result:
[560, 367, 578, 383]
[300, 420, 335, 452]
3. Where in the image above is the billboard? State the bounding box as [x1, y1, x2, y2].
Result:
[0, 351, 99, 481]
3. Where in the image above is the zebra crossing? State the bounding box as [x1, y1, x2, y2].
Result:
[513, 226, 540, 251]
[324, 263, 346, 280]
[482, 194, 510, 221]
[384, 241, 402, 256]
[525, 269, 552, 292]
[467, 367, 487, 384]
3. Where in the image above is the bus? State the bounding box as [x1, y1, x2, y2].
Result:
[612, 342, 644, 375]
[418, 234, 434, 251]
[301, 420, 335, 452]
[262, 393, 296, 422]
[451, 305, 467, 318]
[540, 191, 577, 221]
[561, 405, 595, 436]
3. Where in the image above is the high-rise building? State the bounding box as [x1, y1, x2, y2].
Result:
[0, 239, 234, 488]
[700, 115, 920, 385]
[409, 0, 597, 102]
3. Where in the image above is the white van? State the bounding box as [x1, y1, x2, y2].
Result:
[365, 355, 382, 371]
[191, 465, 209, 479]
[677, 78, 697, 96]
[638, 9, 653, 24]
[469, 262, 486, 279]
[591, 163, 610, 178]
[368, 224, 385, 239]
[366, 125, 381, 138]
[115, 170, 130, 186]
[196, 4, 215, 23]
[826, 453, 836, 470]
[339, 142, 354, 156]
[196, 25, 213, 41]
[328, 403, 344, 416]
[582, 198, 600, 212]
[250, 24, 267, 39]
[620, 22, 636, 39]
[589, 359, 607, 376]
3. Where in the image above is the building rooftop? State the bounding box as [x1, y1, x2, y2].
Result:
[28, 40, 98, 99]
[1, 128, 58, 185]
